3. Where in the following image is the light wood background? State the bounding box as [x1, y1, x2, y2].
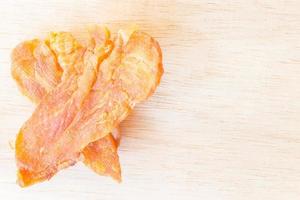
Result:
[1, 0, 300, 199]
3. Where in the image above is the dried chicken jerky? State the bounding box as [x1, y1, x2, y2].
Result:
[13, 27, 163, 187]
[11, 30, 122, 182]
[47, 30, 122, 181]
[15, 27, 113, 186]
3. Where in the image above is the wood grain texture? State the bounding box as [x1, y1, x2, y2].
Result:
[1, 0, 300, 199]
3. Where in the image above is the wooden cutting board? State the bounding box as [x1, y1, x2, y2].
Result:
[1, 1, 300, 199]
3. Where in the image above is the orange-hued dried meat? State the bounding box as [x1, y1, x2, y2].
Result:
[12, 26, 163, 187]
[83, 133, 121, 181]
[11, 39, 62, 104]
[11, 30, 122, 183]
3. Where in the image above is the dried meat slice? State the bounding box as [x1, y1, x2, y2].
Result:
[11, 30, 122, 182]
[66, 31, 163, 151]
[47, 30, 122, 181]
[15, 27, 114, 187]
[15, 30, 163, 186]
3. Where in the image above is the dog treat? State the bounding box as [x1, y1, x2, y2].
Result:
[11, 30, 121, 182]
[11, 26, 163, 187]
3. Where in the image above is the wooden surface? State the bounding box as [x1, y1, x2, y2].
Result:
[1, 0, 300, 199]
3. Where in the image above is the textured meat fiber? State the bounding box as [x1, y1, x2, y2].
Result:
[13, 28, 122, 186]
[11, 39, 62, 103]
[14, 28, 163, 187]
[11, 29, 122, 183]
